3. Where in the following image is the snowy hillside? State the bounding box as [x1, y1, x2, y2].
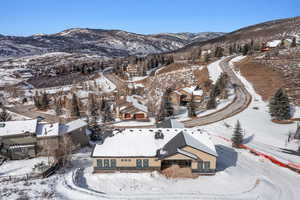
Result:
[0, 29, 224, 59]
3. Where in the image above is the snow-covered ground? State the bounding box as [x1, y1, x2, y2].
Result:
[0, 157, 48, 176]
[202, 55, 300, 165]
[207, 58, 225, 84]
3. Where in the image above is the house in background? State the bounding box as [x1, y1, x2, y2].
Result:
[91, 128, 218, 175]
[116, 96, 149, 121]
[0, 119, 38, 159]
[170, 85, 205, 106]
[0, 119, 90, 159]
[59, 119, 90, 148]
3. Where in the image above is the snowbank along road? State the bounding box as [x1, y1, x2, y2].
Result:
[184, 56, 252, 127]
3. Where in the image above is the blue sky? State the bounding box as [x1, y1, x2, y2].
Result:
[0, 0, 299, 36]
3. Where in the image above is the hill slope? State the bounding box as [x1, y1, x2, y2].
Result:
[0, 29, 224, 59]
[178, 16, 300, 51]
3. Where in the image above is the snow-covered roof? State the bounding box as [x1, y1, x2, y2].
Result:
[266, 40, 281, 48]
[126, 96, 148, 113]
[0, 119, 37, 137]
[91, 128, 217, 158]
[182, 86, 203, 96]
[59, 119, 87, 134]
[36, 123, 59, 138]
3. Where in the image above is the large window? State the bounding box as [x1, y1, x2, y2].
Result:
[136, 159, 143, 168]
[143, 159, 149, 168]
[97, 159, 117, 169]
[198, 161, 203, 170]
[111, 159, 116, 168]
[204, 161, 210, 170]
[104, 159, 110, 168]
[136, 159, 149, 168]
[97, 159, 103, 168]
[198, 161, 210, 170]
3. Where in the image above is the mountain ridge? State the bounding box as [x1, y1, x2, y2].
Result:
[0, 28, 225, 59]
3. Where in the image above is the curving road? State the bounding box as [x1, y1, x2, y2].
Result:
[183, 56, 252, 127]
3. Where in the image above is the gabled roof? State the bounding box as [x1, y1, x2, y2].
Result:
[59, 119, 87, 135]
[159, 131, 218, 158]
[126, 96, 148, 113]
[36, 123, 60, 138]
[0, 119, 37, 137]
[91, 128, 217, 158]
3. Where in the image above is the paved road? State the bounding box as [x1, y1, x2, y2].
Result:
[183, 56, 252, 127]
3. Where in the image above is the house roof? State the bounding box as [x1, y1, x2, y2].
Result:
[59, 119, 87, 135]
[156, 118, 185, 128]
[91, 128, 217, 158]
[0, 119, 37, 137]
[181, 86, 203, 96]
[126, 96, 148, 113]
[36, 123, 60, 138]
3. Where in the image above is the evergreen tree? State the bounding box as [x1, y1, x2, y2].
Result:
[102, 102, 114, 123]
[0, 108, 12, 122]
[269, 88, 291, 120]
[187, 94, 197, 117]
[291, 37, 297, 47]
[242, 44, 250, 55]
[231, 120, 244, 148]
[70, 93, 80, 117]
[33, 91, 42, 109]
[55, 98, 63, 116]
[214, 47, 224, 58]
[40, 92, 50, 110]
[206, 94, 217, 109]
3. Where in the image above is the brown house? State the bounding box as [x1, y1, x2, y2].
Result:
[170, 86, 204, 106]
[91, 128, 218, 175]
[116, 96, 149, 121]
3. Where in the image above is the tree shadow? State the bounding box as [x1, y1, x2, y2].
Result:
[75, 168, 104, 194]
[243, 134, 255, 144]
[279, 148, 300, 156]
[290, 105, 296, 117]
[215, 145, 238, 172]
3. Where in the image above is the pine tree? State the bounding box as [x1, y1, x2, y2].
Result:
[188, 94, 197, 117]
[55, 98, 63, 116]
[242, 44, 250, 55]
[0, 107, 12, 122]
[33, 91, 42, 109]
[291, 37, 297, 47]
[70, 93, 80, 117]
[232, 120, 244, 148]
[40, 92, 50, 110]
[206, 93, 217, 109]
[269, 88, 291, 120]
